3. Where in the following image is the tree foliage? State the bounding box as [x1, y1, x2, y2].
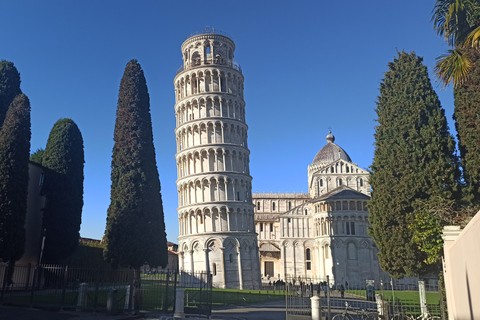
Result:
[432, 0, 480, 87]
[41, 119, 84, 264]
[30, 148, 45, 165]
[0, 61, 22, 129]
[104, 59, 167, 270]
[410, 196, 477, 265]
[368, 51, 460, 278]
[0, 94, 31, 263]
[452, 47, 480, 204]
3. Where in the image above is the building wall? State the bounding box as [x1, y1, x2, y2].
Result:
[442, 212, 480, 320]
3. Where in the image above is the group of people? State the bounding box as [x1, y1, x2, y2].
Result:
[265, 279, 350, 299]
[317, 281, 348, 298]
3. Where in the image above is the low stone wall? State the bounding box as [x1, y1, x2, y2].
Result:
[442, 211, 480, 319]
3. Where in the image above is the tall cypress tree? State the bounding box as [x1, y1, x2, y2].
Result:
[41, 119, 84, 264]
[0, 94, 31, 263]
[104, 60, 167, 270]
[368, 51, 460, 278]
[0, 61, 22, 129]
[453, 47, 480, 204]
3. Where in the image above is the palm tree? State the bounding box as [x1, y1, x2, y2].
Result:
[432, 0, 480, 87]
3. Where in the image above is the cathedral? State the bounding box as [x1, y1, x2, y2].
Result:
[253, 132, 388, 287]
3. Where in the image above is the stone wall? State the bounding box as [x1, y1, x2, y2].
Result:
[442, 212, 480, 320]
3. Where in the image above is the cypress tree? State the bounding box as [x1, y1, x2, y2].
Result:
[0, 61, 22, 129]
[368, 51, 460, 278]
[104, 59, 167, 271]
[41, 119, 84, 264]
[453, 47, 480, 204]
[0, 94, 31, 263]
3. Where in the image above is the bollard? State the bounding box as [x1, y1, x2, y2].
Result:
[376, 294, 384, 318]
[173, 288, 185, 318]
[311, 295, 322, 320]
[107, 289, 118, 315]
[124, 285, 131, 311]
[76, 283, 88, 311]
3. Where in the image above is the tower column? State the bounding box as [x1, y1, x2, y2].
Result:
[237, 247, 243, 290]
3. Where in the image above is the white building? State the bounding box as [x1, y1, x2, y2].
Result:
[174, 29, 261, 289]
[254, 132, 388, 287]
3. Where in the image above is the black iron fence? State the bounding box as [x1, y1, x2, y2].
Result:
[0, 263, 179, 313]
[285, 276, 443, 320]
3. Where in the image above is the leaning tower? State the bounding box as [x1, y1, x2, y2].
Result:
[174, 29, 261, 289]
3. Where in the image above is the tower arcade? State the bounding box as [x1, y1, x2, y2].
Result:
[174, 29, 261, 289]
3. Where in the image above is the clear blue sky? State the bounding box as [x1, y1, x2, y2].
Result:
[1, 1, 454, 243]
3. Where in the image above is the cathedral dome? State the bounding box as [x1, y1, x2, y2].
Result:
[311, 131, 352, 166]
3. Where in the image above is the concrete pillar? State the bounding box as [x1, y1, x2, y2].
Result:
[173, 288, 185, 318]
[76, 283, 88, 311]
[376, 294, 385, 318]
[311, 295, 322, 320]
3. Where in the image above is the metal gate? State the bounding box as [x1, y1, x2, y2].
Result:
[285, 276, 378, 320]
[179, 271, 212, 317]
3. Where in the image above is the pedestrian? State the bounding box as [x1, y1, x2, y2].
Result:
[323, 284, 327, 298]
[339, 284, 345, 298]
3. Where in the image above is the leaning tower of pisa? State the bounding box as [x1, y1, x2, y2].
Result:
[174, 29, 261, 289]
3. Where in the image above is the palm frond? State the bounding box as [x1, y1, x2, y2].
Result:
[434, 49, 471, 88]
[465, 25, 480, 46]
[432, 0, 474, 46]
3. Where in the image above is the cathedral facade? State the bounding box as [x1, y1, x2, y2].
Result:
[254, 132, 387, 287]
[174, 30, 261, 289]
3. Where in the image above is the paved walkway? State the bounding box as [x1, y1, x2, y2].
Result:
[0, 300, 286, 320]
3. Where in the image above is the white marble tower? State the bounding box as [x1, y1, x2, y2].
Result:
[174, 29, 261, 289]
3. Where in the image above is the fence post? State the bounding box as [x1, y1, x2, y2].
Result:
[1, 262, 11, 304]
[76, 283, 88, 311]
[163, 271, 170, 312]
[124, 285, 132, 311]
[327, 275, 331, 320]
[311, 295, 322, 320]
[60, 265, 68, 310]
[29, 265, 38, 307]
[173, 288, 185, 318]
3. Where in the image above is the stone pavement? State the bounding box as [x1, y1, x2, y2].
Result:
[0, 300, 286, 320]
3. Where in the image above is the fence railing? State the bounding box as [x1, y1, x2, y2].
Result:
[284, 275, 444, 320]
[0, 263, 180, 313]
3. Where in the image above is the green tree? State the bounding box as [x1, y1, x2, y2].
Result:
[368, 52, 460, 278]
[30, 148, 45, 165]
[41, 119, 84, 264]
[0, 94, 31, 265]
[432, 1, 480, 203]
[104, 59, 167, 271]
[0, 61, 22, 129]
[452, 48, 480, 204]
